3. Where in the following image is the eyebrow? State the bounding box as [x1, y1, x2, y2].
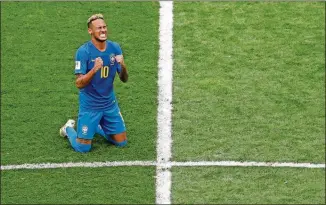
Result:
[95, 25, 106, 28]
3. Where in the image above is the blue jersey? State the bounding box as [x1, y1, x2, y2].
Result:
[74, 40, 122, 111]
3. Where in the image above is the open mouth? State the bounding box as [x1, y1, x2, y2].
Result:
[100, 33, 106, 38]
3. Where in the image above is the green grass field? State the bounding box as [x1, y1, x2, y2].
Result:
[1, 1, 325, 204]
[172, 167, 325, 204]
[173, 2, 325, 163]
[1, 167, 155, 204]
[1, 1, 159, 165]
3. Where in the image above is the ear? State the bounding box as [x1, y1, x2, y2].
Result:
[88, 28, 92, 35]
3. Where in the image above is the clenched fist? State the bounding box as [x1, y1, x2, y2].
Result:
[94, 57, 103, 72]
[115, 55, 125, 65]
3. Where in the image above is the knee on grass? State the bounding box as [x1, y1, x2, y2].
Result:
[115, 140, 127, 147]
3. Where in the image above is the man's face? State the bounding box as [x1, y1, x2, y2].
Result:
[88, 19, 107, 42]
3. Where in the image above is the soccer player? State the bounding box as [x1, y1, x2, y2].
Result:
[59, 13, 128, 153]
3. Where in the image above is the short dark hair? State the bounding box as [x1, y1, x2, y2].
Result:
[87, 13, 104, 28]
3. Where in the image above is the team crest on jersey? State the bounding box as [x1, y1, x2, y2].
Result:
[110, 54, 115, 65]
[82, 125, 88, 135]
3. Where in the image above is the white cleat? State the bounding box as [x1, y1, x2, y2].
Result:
[59, 119, 76, 137]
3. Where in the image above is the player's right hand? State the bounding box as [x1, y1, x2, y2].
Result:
[94, 57, 103, 72]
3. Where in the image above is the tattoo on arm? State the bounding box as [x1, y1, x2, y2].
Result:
[75, 67, 98, 88]
[75, 74, 89, 88]
[119, 64, 128, 83]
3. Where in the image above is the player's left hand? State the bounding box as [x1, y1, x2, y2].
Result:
[115, 55, 124, 65]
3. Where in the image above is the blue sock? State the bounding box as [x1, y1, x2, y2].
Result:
[115, 140, 128, 147]
[96, 125, 112, 142]
[95, 125, 115, 143]
[96, 125, 106, 137]
[95, 125, 127, 147]
[66, 127, 77, 145]
[66, 127, 91, 153]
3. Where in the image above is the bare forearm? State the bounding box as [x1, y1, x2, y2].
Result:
[75, 69, 97, 89]
[119, 63, 128, 83]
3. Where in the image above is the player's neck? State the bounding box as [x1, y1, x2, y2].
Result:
[91, 39, 106, 52]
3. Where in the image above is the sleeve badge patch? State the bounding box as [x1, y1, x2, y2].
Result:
[75, 61, 81, 70]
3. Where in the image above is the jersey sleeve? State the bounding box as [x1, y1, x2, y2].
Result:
[113, 42, 123, 73]
[74, 47, 88, 75]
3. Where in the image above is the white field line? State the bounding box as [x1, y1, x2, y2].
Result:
[1, 161, 325, 170]
[0, 161, 156, 170]
[156, 1, 174, 205]
[171, 161, 326, 168]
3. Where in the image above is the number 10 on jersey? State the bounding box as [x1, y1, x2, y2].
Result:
[101, 66, 109, 78]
